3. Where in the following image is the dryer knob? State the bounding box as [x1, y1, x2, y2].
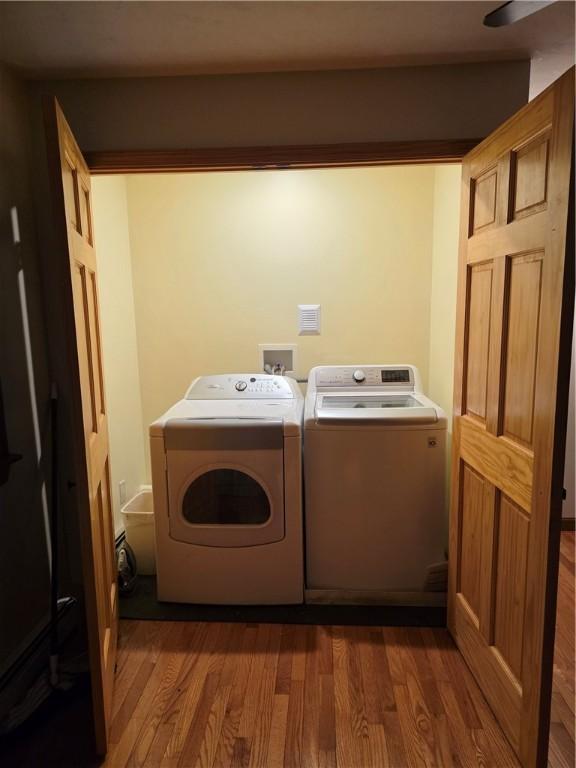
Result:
[235, 381, 247, 391]
[353, 369, 366, 383]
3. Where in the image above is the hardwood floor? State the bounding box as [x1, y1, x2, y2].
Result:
[104, 534, 574, 768]
[548, 532, 575, 768]
[104, 621, 516, 768]
[1, 535, 572, 767]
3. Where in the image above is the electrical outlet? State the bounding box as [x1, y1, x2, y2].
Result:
[119, 480, 127, 506]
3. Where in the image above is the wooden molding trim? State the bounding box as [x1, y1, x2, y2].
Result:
[85, 138, 480, 174]
[560, 517, 576, 532]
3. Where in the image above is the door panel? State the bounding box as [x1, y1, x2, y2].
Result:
[44, 99, 117, 754]
[449, 68, 574, 767]
[512, 132, 550, 218]
[493, 495, 529, 680]
[471, 165, 498, 232]
[458, 463, 485, 618]
[502, 254, 543, 446]
[465, 263, 493, 422]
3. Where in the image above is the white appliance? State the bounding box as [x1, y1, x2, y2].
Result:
[304, 365, 447, 604]
[150, 374, 304, 604]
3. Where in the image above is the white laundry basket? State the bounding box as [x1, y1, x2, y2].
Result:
[121, 487, 156, 575]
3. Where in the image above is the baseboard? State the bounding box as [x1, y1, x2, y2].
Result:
[561, 517, 576, 531]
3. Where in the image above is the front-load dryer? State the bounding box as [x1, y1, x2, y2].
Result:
[150, 374, 304, 604]
[304, 365, 447, 605]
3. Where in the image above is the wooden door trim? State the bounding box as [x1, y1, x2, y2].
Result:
[84, 138, 479, 174]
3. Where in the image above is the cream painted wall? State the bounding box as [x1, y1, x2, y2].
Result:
[92, 176, 147, 535]
[428, 165, 461, 426]
[428, 165, 462, 499]
[124, 166, 442, 477]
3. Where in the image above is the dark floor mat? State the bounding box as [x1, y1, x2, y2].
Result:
[119, 576, 446, 627]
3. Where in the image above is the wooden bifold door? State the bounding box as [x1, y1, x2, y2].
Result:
[448, 68, 574, 768]
[43, 68, 573, 765]
[44, 99, 118, 754]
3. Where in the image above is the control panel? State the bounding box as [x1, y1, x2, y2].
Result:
[236, 378, 283, 394]
[311, 365, 418, 392]
[186, 374, 296, 400]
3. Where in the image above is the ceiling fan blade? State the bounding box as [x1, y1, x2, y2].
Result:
[484, 0, 557, 27]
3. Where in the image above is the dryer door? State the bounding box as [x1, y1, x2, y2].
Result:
[165, 419, 285, 547]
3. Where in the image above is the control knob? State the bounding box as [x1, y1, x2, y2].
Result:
[235, 381, 247, 391]
[353, 369, 366, 383]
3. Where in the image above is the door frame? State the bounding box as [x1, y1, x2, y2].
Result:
[84, 138, 478, 174]
[54, 115, 572, 764]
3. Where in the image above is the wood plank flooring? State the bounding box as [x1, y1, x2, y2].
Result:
[105, 533, 574, 768]
[104, 622, 506, 768]
[549, 531, 575, 768]
[101, 532, 574, 768]
[2, 535, 571, 767]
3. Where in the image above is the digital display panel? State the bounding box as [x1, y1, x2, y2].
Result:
[381, 369, 410, 383]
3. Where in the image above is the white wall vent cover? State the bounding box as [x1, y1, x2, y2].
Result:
[298, 304, 321, 335]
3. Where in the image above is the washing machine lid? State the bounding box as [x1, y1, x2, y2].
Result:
[314, 392, 439, 425]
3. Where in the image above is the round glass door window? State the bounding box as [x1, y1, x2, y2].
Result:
[181, 469, 271, 526]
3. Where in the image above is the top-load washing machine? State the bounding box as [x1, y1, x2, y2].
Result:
[150, 374, 303, 604]
[304, 364, 447, 604]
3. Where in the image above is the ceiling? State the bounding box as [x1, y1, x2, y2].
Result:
[0, 1, 574, 80]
